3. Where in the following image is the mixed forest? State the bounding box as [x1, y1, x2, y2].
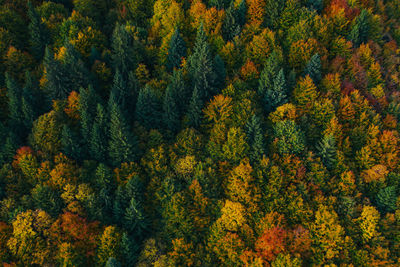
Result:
[1, 0, 400, 266]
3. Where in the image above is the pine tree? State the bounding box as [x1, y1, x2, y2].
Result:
[163, 83, 180, 132]
[304, 54, 322, 84]
[135, 86, 162, 129]
[109, 69, 133, 118]
[89, 104, 108, 162]
[376, 186, 397, 213]
[61, 125, 83, 161]
[169, 70, 188, 113]
[166, 28, 187, 72]
[187, 24, 215, 100]
[187, 86, 203, 129]
[348, 9, 370, 47]
[246, 115, 266, 162]
[28, 1, 50, 59]
[108, 102, 138, 166]
[63, 42, 91, 92]
[316, 134, 337, 170]
[223, 3, 241, 41]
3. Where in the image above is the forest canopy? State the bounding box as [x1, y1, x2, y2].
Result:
[1, 0, 400, 266]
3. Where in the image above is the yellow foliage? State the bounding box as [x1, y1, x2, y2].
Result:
[362, 164, 388, 184]
[359, 206, 380, 242]
[219, 200, 246, 232]
[269, 103, 298, 123]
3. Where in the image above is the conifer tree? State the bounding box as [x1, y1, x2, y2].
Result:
[61, 125, 83, 161]
[236, 0, 247, 27]
[124, 198, 147, 239]
[108, 102, 138, 166]
[5, 73, 23, 134]
[223, 3, 240, 42]
[348, 9, 370, 47]
[22, 71, 42, 130]
[304, 54, 322, 84]
[213, 55, 227, 90]
[106, 257, 121, 267]
[258, 52, 281, 111]
[169, 70, 188, 113]
[307, 0, 323, 13]
[166, 28, 187, 72]
[135, 86, 162, 130]
[187, 86, 203, 129]
[187, 24, 215, 100]
[63, 42, 91, 91]
[120, 232, 139, 266]
[246, 115, 266, 162]
[28, 1, 50, 59]
[90, 104, 108, 163]
[80, 85, 100, 142]
[111, 24, 139, 77]
[44, 47, 67, 100]
[163, 83, 180, 132]
[316, 134, 337, 170]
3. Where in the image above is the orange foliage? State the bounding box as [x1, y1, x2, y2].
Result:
[65, 91, 80, 121]
[255, 226, 287, 262]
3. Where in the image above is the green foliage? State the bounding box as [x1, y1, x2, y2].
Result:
[304, 53, 322, 84]
[348, 9, 371, 47]
[376, 186, 397, 213]
[28, 1, 50, 59]
[166, 28, 187, 72]
[316, 134, 337, 170]
[273, 120, 305, 155]
[135, 86, 162, 130]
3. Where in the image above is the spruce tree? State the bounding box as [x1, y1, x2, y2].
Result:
[109, 69, 133, 117]
[187, 24, 215, 100]
[166, 28, 187, 72]
[22, 71, 41, 130]
[187, 85, 203, 129]
[316, 134, 337, 170]
[246, 115, 266, 162]
[28, 1, 50, 59]
[169, 70, 188, 113]
[135, 86, 162, 130]
[163, 83, 180, 132]
[258, 52, 280, 106]
[108, 102, 138, 166]
[235, 0, 247, 27]
[307, 0, 323, 13]
[213, 55, 227, 90]
[80, 85, 100, 142]
[44, 47, 68, 100]
[348, 9, 370, 47]
[63, 42, 91, 92]
[106, 258, 121, 267]
[222, 3, 241, 41]
[5, 73, 23, 133]
[61, 125, 83, 161]
[124, 198, 147, 239]
[260, 65, 287, 113]
[304, 53, 322, 84]
[89, 104, 108, 162]
[120, 232, 139, 266]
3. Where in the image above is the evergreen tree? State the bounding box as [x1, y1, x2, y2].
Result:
[28, 1, 50, 59]
[80, 85, 100, 142]
[22, 71, 42, 130]
[31, 184, 63, 217]
[235, 0, 247, 27]
[187, 86, 203, 129]
[89, 104, 108, 162]
[108, 102, 138, 166]
[61, 125, 83, 161]
[260, 66, 287, 113]
[109, 69, 133, 117]
[316, 134, 337, 170]
[106, 257, 121, 267]
[124, 198, 148, 239]
[135, 86, 162, 130]
[376, 186, 397, 213]
[223, 3, 241, 41]
[94, 164, 116, 223]
[5, 73, 24, 134]
[63, 42, 91, 92]
[307, 0, 323, 13]
[213, 55, 227, 90]
[111, 24, 140, 77]
[274, 120, 305, 155]
[246, 115, 266, 162]
[265, 0, 286, 30]
[348, 9, 371, 47]
[166, 28, 187, 72]
[44, 47, 68, 100]
[187, 24, 215, 100]
[120, 232, 139, 266]
[304, 54, 322, 84]
[169, 70, 188, 113]
[163, 83, 180, 132]
[258, 52, 281, 111]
